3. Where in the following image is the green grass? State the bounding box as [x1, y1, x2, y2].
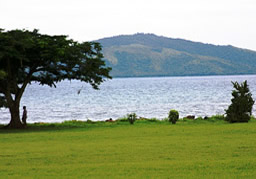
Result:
[1, 119, 256, 178]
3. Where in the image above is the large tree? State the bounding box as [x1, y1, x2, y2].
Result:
[0, 29, 111, 128]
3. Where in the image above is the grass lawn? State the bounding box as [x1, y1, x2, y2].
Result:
[1, 119, 256, 178]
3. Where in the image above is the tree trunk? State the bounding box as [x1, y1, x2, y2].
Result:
[6, 103, 24, 129]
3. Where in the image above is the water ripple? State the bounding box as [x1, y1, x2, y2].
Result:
[1, 75, 256, 124]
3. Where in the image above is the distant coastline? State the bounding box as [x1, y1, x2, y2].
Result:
[97, 33, 256, 78]
[110, 73, 256, 79]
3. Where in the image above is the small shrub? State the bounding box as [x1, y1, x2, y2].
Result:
[168, 110, 179, 124]
[225, 81, 254, 123]
[127, 113, 137, 124]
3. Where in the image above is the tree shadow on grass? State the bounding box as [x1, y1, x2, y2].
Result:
[0, 121, 115, 133]
[0, 119, 164, 133]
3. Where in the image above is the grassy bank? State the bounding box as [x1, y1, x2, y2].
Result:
[1, 118, 256, 178]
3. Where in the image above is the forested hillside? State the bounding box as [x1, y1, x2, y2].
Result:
[97, 33, 256, 77]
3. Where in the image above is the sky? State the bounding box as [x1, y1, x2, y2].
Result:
[1, 0, 256, 51]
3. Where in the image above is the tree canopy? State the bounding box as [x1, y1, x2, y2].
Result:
[0, 29, 111, 128]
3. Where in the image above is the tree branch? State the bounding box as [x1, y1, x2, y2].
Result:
[15, 67, 35, 102]
[34, 67, 46, 72]
[0, 85, 4, 93]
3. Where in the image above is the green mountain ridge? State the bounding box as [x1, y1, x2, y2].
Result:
[96, 33, 256, 77]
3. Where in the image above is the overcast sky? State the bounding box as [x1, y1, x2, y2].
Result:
[1, 0, 256, 50]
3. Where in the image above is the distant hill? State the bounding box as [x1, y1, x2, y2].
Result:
[96, 33, 256, 77]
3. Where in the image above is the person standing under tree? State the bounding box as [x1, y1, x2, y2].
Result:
[22, 106, 27, 126]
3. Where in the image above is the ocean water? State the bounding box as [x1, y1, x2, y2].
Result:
[1, 75, 256, 124]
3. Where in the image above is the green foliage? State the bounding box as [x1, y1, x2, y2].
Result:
[0, 29, 111, 127]
[168, 109, 179, 124]
[225, 81, 255, 123]
[127, 113, 137, 124]
[0, 29, 112, 90]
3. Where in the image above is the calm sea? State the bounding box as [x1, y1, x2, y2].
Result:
[1, 75, 256, 124]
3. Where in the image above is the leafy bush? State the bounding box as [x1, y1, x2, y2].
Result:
[168, 110, 179, 124]
[225, 81, 254, 123]
[127, 113, 137, 124]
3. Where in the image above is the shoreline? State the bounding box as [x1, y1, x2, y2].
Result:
[1, 115, 256, 130]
